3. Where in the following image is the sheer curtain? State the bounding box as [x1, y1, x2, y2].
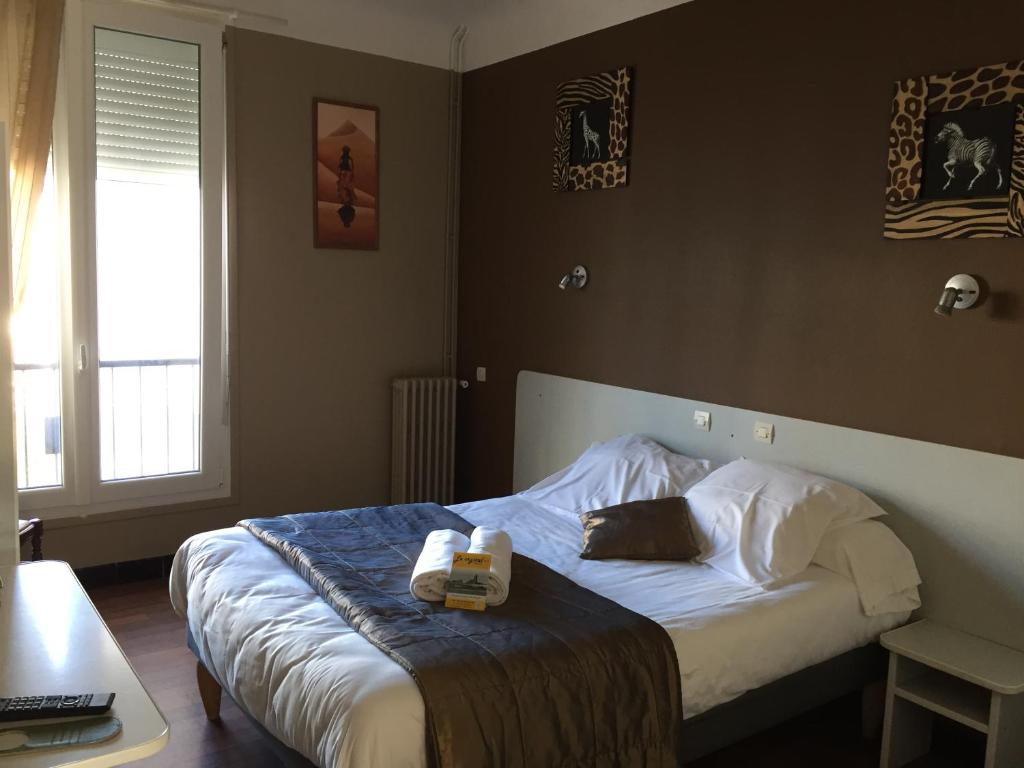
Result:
[0, 0, 62, 560]
[0, 0, 64, 313]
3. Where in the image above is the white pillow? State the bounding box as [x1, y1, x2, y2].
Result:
[813, 520, 922, 616]
[520, 434, 713, 514]
[684, 459, 886, 587]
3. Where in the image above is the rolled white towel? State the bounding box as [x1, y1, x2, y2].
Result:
[410, 529, 470, 602]
[468, 527, 513, 606]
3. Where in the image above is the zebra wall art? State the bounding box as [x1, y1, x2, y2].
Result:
[934, 122, 1003, 192]
[884, 57, 1024, 239]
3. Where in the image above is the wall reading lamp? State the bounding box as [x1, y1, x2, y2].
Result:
[934, 274, 980, 316]
[558, 265, 588, 290]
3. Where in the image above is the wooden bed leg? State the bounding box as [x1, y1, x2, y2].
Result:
[196, 660, 223, 721]
[862, 679, 886, 741]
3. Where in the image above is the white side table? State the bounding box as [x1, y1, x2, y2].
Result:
[880, 619, 1024, 768]
[0, 561, 169, 767]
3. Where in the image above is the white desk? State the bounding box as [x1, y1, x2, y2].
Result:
[0, 561, 169, 767]
[880, 619, 1024, 768]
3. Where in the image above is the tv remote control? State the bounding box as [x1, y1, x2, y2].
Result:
[0, 693, 115, 721]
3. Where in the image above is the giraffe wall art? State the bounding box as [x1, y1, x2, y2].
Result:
[552, 67, 634, 192]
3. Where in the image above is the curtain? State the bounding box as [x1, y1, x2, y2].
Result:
[0, 0, 63, 312]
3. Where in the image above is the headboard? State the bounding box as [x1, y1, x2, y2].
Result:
[513, 370, 1024, 652]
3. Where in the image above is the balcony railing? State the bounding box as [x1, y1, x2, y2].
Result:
[14, 358, 201, 490]
[14, 362, 63, 490]
[99, 358, 200, 481]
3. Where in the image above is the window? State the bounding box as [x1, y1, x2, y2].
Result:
[16, 1, 228, 516]
[94, 28, 202, 481]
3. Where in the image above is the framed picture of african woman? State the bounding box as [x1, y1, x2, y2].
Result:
[313, 98, 379, 249]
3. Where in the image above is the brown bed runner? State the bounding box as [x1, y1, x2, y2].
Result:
[240, 503, 682, 767]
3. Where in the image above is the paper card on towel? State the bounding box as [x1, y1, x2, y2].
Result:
[444, 552, 491, 611]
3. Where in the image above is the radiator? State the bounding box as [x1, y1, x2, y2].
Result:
[391, 377, 457, 505]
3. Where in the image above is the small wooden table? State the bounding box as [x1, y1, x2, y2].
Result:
[880, 619, 1024, 768]
[0, 561, 169, 766]
[17, 519, 43, 561]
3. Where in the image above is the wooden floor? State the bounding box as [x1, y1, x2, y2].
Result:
[89, 578, 986, 767]
[90, 578, 295, 768]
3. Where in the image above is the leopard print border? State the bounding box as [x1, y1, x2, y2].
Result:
[926, 60, 1024, 112]
[885, 77, 926, 204]
[568, 160, 628, 191]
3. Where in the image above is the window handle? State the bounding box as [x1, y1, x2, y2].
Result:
[78, 344, 88, 372]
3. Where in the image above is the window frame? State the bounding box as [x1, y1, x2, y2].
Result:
[17, 0, 230, 518]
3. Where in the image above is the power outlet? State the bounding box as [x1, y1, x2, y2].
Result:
[693, 410, 711, 432]
[754, 421, 774, 445]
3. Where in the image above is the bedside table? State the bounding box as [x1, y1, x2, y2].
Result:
[880, 620, 1024, 768]
[17, 518, 42, 561]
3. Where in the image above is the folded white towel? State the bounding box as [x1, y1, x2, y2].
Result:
[468, 527, 513, 607]
[410, 529, 470, 602]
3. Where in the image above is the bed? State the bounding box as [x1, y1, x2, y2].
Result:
[170, 487, 911, 767]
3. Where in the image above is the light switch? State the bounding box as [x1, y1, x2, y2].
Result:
[693, 410, 711, 432]
[754, 421, 774, 445]
[475, 366, 487, 383]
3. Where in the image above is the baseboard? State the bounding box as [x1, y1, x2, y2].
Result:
[75, 554, 175, 589]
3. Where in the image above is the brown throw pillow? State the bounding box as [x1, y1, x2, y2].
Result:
[579, 497, 701, 561]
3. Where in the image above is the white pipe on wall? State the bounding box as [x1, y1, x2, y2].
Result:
[442, 25, 466, 378]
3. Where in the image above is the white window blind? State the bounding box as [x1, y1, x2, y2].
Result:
[94, 29, 199, 178]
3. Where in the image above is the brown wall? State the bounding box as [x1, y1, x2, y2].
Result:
[455, 0, 1024, 501]
[46, 28, 451, 566]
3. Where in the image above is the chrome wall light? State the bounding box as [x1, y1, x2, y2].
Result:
[934, 274, 980, 316]
[558, 265, 588, 290]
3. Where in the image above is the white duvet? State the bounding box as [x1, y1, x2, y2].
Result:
[170, 495, 909, 768]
